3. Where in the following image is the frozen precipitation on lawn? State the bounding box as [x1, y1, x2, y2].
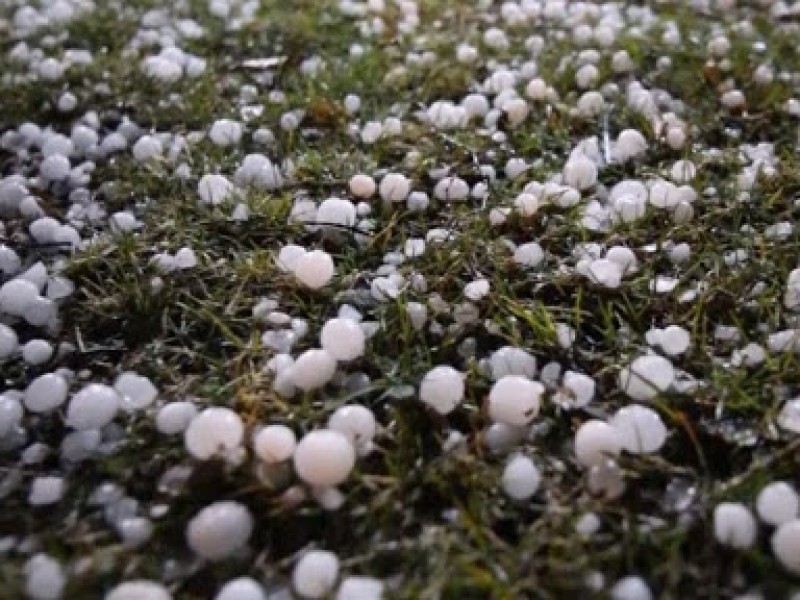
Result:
[3, 0, 800, 596]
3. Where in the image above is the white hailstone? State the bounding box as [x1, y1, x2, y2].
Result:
[215, 577, 265, 600]
[404, 191, 428, 212]
[503, 98, 529, 127]
[406, 302, 428, 331]
[65, 384, 120, 430]
[647, 325, 690, 356]
[22, 340, 53, 365]
[619, 355, 675, 401]
[360, 121, 383, 144]
[293, 550, 340, 599]
[40, 155, 71, 181]
[714, 502, 757, 549]
[349, 174, 376, 198]
[276, 245, 307, 272]
[464, 279, 490, 301]
[502, 454, 541, 500]
[614, 129, 648, 162]
[294, 250, 335, 289]
[156, 401, 198, 435]
[38, 58, 65, 81]
[606, 246, 638, 274]
[294, 429, 355, 488]
[316, 198, 356, 228]
[184, 407, 244, 460]
[609, 405, 667, 454]
[586, 259, 623, 289]
[114, 372, 157, 411]
[0, 277, 40, 316]
[611, 193, 647, 223]
[24, 373, 68, 413]
[253, 424, 296, 463]
[174, 247, 197, 269]
[186, 501, 253, 561]
[574, 420, 622, 467]
[488, 376, 544, 426]
[610, 576, 653, 600]
[291, 349, 337, 391]
[0, 395, 23, 436]
[0, 324, 19, 361]
[379, 173, 410, 203]
[24, 554, 65, 600]
[328, 405, 377, 448]
[505, 158, 528, 181]
[489, 347, 536, 380]
[573, 510, 603, 542]
[0, 245, 21, 276]
[106, 580, 171, 600]
[132, 135, 162, 162]
[336, 576, 384, 600]
[779, 398, 800, 433]
[404, 238, 425, 258]
[772, 520, 800, 574]
[28, 476, 65, 506]
[670, 160, 696, 183]
[419, 365, 465, 415]
[143, 56, 182, 83]
[575, 64, 598, 89]
[514, 242, 545, 268]
[721, 90, 745, 110]
[756, 482, 799, 526]
[433, 176, 469, 202]
[560, 371, 595, 408]
[234, 154, 282, 189]
[576, 91, 606, 117]
[198, 174, 236, 205]
[514, 192, 541, 217]
[209, 119, 243, 147]
[562, 156, 597, 190]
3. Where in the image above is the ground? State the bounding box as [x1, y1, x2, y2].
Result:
[2, 0, 800, 598]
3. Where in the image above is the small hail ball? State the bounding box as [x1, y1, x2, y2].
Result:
[489, 346, 536, 380]
[610, 576, 653, 600]
[618, 355, 675, 401]
[114, 372, 158, 412]
[609, 405, 668, 454]
[316, 197, 356, 228]
[215, 578, 265, 600]
[379, 173, 410, 203]
[320, 318, 366, 361]
[65, 384, 120, 430]
[487, 376, 543, 427]
[328, 405, 377, 449]
[253, 424, 296, 464]
[155, 401, 198, 435]
[290, 349, 337, 391]
[24, 373, 68, 414]
[336, 576, 384, 600]
[756, 482, 799, 526]
[772, 520, 800, 574]
[294, 250, 335, 290]
[184, 407, 244, 460]
[574, 420, 622, 467]
[186, 501, 253, 561]
[419, 365, 465, 415]
[501, 454, 541, 500]
[713, 502, 757, 549]
[105, 580, 172, 600]
[349, 174, 376, 198]
[293, 550, 340, 599]
[562, 156, 597, 190]
[24, 554, 65, 600]
[293, 429, 356, 488]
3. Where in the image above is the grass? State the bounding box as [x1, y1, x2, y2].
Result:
[2, 0, 800, 598]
